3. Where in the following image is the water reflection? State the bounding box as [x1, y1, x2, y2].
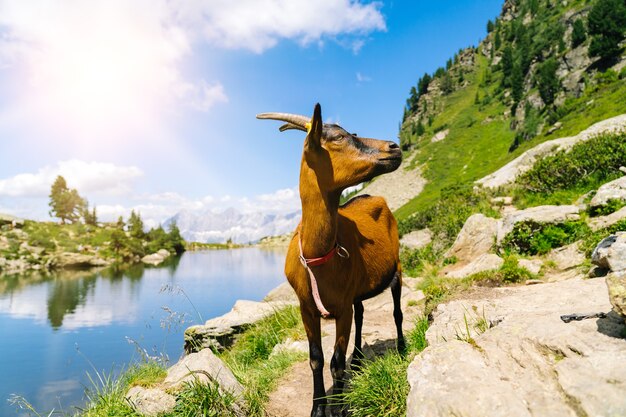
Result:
[0, 248, 285, 416]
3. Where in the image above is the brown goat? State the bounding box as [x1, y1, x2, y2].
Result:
[257, 103, 403, 417]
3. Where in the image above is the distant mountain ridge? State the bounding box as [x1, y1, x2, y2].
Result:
[164, 208, 301, 244]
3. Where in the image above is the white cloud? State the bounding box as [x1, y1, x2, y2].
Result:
[356, 72, 372, 82]
[171, 0, 386, 53]
[0, 160, 142, 198]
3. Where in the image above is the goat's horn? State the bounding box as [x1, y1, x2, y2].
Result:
[279, 123, 307, 132]
[256, 112, 310, 128]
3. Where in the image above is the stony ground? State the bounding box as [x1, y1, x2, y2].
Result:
[265, 279, 424, 417]
[264, 271, 626, 417]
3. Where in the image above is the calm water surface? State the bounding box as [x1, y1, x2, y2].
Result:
[0, 248, 286, 416]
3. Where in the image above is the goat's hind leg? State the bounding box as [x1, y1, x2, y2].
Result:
[329, 308, 353, 417]
[390, 270, 406, 353]
[350, 299, 364, 369]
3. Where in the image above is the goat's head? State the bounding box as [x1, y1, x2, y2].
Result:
[257, 103, 401, 193]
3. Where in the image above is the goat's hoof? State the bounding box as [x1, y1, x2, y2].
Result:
[328, 405, 346, 417]
[310, 405, 325, 417]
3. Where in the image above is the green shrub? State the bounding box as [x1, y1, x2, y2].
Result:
[502, 220, 590, 255]
[517, 132, 626, 194]
[588, 198, 626, 217]
[400, 244, 438, 277]
[498, 255, 535, 283]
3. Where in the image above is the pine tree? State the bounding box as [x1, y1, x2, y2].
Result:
[501, 46, 514, 87]
[536, 58, 560, 106]
[441, 72, 454, 94]
[571, 18, 586, 48]
[48, 175, 85, 224]
[128, 210, 145, 239]
[588, 0, 626, 61]
[487, 20, 495, 33]
[167, 221, 185, 255]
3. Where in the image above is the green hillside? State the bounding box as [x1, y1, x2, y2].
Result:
[396, 0, 626, 220]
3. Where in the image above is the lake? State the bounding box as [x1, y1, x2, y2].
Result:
[0, 248, 287, 416]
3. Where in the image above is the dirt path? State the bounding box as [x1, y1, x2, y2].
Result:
[265, 280, 424, 417]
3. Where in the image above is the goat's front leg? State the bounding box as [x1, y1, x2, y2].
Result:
[329, 306, 353, 417]
[351, 299, 364, 369]
[301, 307, 325, 417]
[390, 270, 406, 353]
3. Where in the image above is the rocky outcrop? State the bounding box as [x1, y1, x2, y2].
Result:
[141, 249, 171, 266]
[430, 129, 449, 143]
[592, 233, 626, 322]
[547, 241, 585, 271]
[407, 277, 626, 417]
[53, 252, 109, 269]
[400, 229, 432, 250]
[496, 205, 580, 244]
[443, 254, 504, 279]
[589, 206, 626, 231]
[518, 258, 543, 275]
[126, 349, 245, 417]
[184, 299, 295, 352]
[445, 214, 498, 261]
[476, 114, 626, 189]
[589, 175, 626, 209]
[0, 213, 25, 228]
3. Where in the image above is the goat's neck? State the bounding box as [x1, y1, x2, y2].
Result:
[299, 165, 341, 258]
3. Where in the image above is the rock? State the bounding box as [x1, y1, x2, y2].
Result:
[263, 282, 298, 303]
[476, 114, 626, 189]
[518, 259, 543, 275]
[184, 299, 290, 352]
[443, 254, 504, 279]
[0, 213, 25, 228]
[126, 386, 176, 417]
[525, 279, 543, 285]
[497, 205, 580, 244]
[270, 337, 309, 357]
[163, 349, 244, 397]
[446, 214, 499, 262]
[607, 271, 626, 321]
[589, 206, 626, 231]
[588, 265, 609, 278]
[591, 232, 626, 272]
[546, 121, 562, 135]
[590, 176, 626, 209]
[141, 249, 171, 266]
[407, 278, 626, 417]
[53, 252, 109, 269]
[547, 241, 585, 270]
[400, 229, 433, 250]
[430, 128, 449, 143]
[490, 196, 513, 205]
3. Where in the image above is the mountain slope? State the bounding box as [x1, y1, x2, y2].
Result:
[362, 0, 626, 221]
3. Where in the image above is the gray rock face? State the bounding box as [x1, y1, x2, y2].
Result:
[592, 233, 626, 272]
[497, 205, 580, 244]
[400, 229, 433, 250]
[185, 299, 293, 352]
[443, 253, 504, 279]
[590, 176, 626, 208]
[547, 241, 585, 271]
[407, 278, 626, 417]
[446, 214, 499, 262]
[607, 271, 626, 320]
[589, 206, 626, 231]
[126, 387, 176, 417]
[476, 114, 626, 189]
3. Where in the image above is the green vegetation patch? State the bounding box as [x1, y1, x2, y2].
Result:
[502, 220, 590, 255]
[341, 317, 429, 417]
[219, 305, 307, 416]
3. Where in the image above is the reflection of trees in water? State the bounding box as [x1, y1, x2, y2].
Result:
[0, 271, 52, 295]
[47, 273, 98, 329]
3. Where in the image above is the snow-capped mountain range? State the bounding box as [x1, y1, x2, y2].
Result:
[163, 207, 301, 244]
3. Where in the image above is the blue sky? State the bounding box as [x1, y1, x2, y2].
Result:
[0, 0, 502, 225]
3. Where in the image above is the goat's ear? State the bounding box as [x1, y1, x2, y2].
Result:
[306, 103, 323, 150]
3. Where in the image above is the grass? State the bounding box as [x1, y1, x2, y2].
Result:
[340, 316, 429, 417]
[219, 305, 307, 416]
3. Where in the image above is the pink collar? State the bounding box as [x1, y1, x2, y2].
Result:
[298, 236, 349, 318]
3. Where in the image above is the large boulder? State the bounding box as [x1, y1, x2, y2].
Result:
[607, 271, 626, 321]
[407, 278, 626, 417]
[591, 233, 626, 272]
[443, 254, 504, 279]
[126, 349, 245, 417]
[446, 214, 499, 262]
[547, 241, 585, 271]
[589, 175, 626, 209]
[141, 249, 171, 266]
[400, 229, 433, 250]
[497, 205, 580, 244]
[0, 213, 25, 228]
[476, 114, 626, 189]
[184, 299, 293, 352]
